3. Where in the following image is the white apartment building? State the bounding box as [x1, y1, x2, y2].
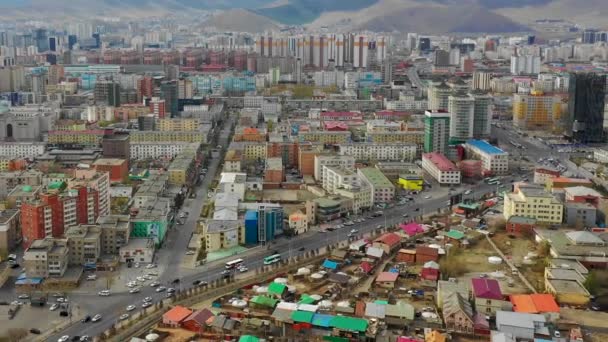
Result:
[422, 152, 461, 185]
[464, 140, 509, 175]
[0, 142, 46, 158]
[337, 143, 416, 162]
[510, 55, 541, 75]
[322, 166, 373, 213]
[244, 96, 264, 108]
[130, 142, 198, 160]
[218, 172, 247, 201]
[313, 155, 355, 182]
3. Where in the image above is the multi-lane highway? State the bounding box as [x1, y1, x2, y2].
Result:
[48, 178, 501, 340]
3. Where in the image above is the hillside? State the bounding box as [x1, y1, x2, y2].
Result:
[202, 9, 280, 33]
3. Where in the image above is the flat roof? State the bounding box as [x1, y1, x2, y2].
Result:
[547, 278, 590, 296]
[422, 152, 458, 172]
[466, 139, 506, 155]
[358, 168, 394, 188]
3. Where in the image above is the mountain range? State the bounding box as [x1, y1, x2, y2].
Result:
[1, 0, 607, 33]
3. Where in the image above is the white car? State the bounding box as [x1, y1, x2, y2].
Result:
[155, 286, 166, 293]
[86, 274, 97, 281]
[98, 290, 110, 296]
[49, 303, 59, 311]
[126, 305, 136, 311]
[17, 294, 29, 299]
[129, 287, 140, 294]
[57, 297, 66, 303]
[424, 195, 431, 199]
[91, 314, 102, 322]
[185, 250, 195, 255]
[119, 313, 130, 321]
[150, 281, 160, 287]
[350, 229, 359, 234]
[238, 266, 248, 273]
[143, 297, 153, 303]
[402, 213, 409, 217]
[136, 276, 145, 282]
[142, 301, 153, 308]
[145, 264, 156, 269]
[464, 190, 472, 195]
[58, 336, 70, 342]
[144, 275, 153, 280]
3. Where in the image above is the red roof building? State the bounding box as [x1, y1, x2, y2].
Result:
[420, 261, 440, 281]
[182, 308, 215, 333]
[320, 111, 363, 121]
[510, 294, 560, 314]
[372, 232, 402, 254]
[396, 249, 416, 263]
[415, 246, 439, 264]
[162, 306, 193, 327]
[471, 278, 503, 300]
[323, 121, 349, 131]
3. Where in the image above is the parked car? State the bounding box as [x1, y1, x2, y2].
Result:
[119, 314, 129, 321]
[81, 315, 91, 323]
[129, 287, 140, 294]
[29, 328, 41, 334]
[126, 305, 136, 311]
[91, 314, 102, 322]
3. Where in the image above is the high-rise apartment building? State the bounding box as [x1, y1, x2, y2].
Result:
[428, 82, 452, 111]
[567, 73, 607, 143]
[472, 71, 492, 91]
[471, 91, 492, 139]
[448, 92, 475, 143]
[510, 55, 541, 75]
[424, 110, 451, 154]
[353, 34, 368, 69]
[513, 91, 563, 130]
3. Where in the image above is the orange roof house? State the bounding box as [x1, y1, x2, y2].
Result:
[510, 294, 560, 314]
[162, 305, 194, 327]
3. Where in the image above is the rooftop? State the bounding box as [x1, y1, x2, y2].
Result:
[547, 278, 591, 296]
[358, 167, 394, 188]
[376, 271, 399, 282]
[93, 158, 126, 166]
[206, 220, 241, 234]
[423, 152, 458, 172]
[471, 278, 503, 300]
[564, 186, 602, 198]
[466, 139, 507, 155]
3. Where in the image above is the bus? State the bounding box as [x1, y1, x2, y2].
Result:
[484, 177, 498, 184]
[225, 258, 244, 269]
[263, 254, 281, 265]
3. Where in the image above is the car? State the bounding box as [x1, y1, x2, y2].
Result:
[144, 275, 153, 280]
[71, 337, 81, 342]
[126, 305, 136, 311]
[156, 286, 166, 293]
[165, 292, 174, 298]
[119, 313, 130, 321]
[86, 274, 96, 281]
[464, 190, 472, 195]
[51, 293, 63, 298]
[185, 250, 195, 255]
[29, 328, 41, 334]
[238, 266, 248, 273]
[424, 195, 431, 199]
[350, 229, 359, 234]
[298, 247, 306, 252]
[81, 315, 91, 323]
[10, 263, 20, 269]
[127, 282, 137, 288]
[146, 272, 158, 277]
[402, 213, 409, 218]
[58, 336, 70, 342]
[59, 310, 68, 316]
[414, 208, 420, 212]
[193, 280, 201, 286]
[134, 262, 140, 268]
[136, 276, 145, 282]
[150, 281, 160, 287]
[50, 303, 59, 311]
[98, 290, 110, 296]
[91, 314, 102, 322]
[167, 288, 175, 293]
[143, 297, 153, 303]
[129, 285, 142, 293]
[145, 263, 156, 269]
[142, 301, 153, 309]
[57, 297, 66, 303]
[8, 254, 17, 261]
[171, 278, 180, 284]
[17, 294, 29, 299]
[80, 336, 90, 342]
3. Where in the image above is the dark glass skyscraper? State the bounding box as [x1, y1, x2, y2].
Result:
[567, 73, 607, 143]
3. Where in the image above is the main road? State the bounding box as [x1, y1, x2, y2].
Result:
[49, 175, 501, 340]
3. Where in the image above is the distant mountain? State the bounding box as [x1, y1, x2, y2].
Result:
[0, 0, 606, 32]
[202, 9, 279, 33]
[253, 0, 378, 25]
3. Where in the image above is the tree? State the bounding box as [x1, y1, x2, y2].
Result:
[536, 240, 551, 258]
[584, 271, 600, 295]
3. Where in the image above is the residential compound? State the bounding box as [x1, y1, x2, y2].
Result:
[504, 185, 564, 224]
[464, 139, 509, 176]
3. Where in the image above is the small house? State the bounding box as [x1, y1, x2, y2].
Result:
[372, 232, 402, 254]
[396, 248, 416, 263]
[416, 246, 439, 263]
[471, 278, 512, 315]
[182, 308, 214, 333]
[375, 271, 399, 289]
[442, 292, 474, 334]
[162, 305, 193, 327]
[420, 261, 440, 281]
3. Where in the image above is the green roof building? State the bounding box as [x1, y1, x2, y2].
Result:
[357, 167, 395, 204]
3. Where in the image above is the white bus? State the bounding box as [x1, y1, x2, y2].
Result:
[225, 258, 244, 269]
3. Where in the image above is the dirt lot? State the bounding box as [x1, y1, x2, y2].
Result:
[154, 327, 197, 342]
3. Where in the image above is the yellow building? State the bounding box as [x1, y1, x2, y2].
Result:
[398, 175, 424, 191]
[0, 157, 10, 171]
[298, 131, 351, 144]
[504, 186, 563, 224]
[545, 278, 590, 307]
[158, 118, 199, 132]
[512, 92, 563, 130]
[243, 143, 267, 161]
[130, 131, 205, 143]
[168, 152, 195, 186]
[54, 120, 87, 131]
[203, 220, 245, 252]
[48, 130, 105, 146]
